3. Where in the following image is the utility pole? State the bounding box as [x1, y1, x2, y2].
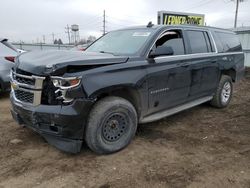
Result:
[52, 33, 55, 44]
[43, 35, 45, 44]
[234, 0, 239, 28]
[233, 0, 244, 28]
[103, 10, 106, 35]
[65, 24, 71, 44]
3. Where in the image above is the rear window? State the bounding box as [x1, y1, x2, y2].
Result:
[186, 30, 210, 54]
[215, 32, 242, 52]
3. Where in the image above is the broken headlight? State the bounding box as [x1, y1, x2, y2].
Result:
[51, 76, 82, 103]
[51, 76, 81, 90]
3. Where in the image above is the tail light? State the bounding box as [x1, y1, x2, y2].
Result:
[5, 56, 15, 63]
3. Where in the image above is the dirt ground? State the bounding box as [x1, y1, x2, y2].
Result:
[0, 70, 250, 188]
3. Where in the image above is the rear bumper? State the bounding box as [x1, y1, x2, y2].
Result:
[10, 94, 94, 153]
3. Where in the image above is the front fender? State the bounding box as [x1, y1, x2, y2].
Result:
[82, 66, 147, 98]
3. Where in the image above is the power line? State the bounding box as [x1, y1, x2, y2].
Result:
[107, 16, 140, 25]
[81, 16, 102, 27]
[182, 0, 214, 11]
[108, 22, 130, 27]
[182, 0, 208, 10]
[222, 0, 232, 3]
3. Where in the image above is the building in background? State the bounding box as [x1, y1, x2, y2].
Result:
[234, 27, 250, 67]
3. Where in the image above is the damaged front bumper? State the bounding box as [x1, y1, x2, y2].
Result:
[10, 93, 94, 153]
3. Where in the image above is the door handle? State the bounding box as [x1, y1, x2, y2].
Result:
[222, 57, 228, 61]
[180, 63, 189, 67]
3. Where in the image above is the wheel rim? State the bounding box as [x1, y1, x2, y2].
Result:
[102, 113, 129, 142]
[221, 81, 231, 104]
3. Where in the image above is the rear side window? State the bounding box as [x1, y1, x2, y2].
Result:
[186, 30, 210, 54]
[215, 32, 242, 52]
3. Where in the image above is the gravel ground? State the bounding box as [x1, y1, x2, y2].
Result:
[0, 69, 250, 188]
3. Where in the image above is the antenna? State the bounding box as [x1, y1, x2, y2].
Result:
[147, 21, 154, 28]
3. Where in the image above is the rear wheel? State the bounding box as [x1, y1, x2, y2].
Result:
[210, 75, 233, 108]
[85, 96, 137, 154]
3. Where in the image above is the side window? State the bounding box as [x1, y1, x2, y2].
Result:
[213, 32, 224, 53]
[186, 30, 210, 54]
[154, 30, 185, 55]
[204, 32, 213, 52]
[215, 32, 242, 52]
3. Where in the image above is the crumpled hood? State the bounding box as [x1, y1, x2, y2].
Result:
[15, 50, 129, 75]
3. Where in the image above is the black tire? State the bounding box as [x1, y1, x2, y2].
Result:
[85, 96, 138, 154]
[210, 75, 233, 108]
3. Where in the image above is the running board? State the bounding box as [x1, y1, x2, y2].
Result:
[140, 96, 213, 124]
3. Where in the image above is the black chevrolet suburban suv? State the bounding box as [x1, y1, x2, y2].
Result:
[10, 24, 245, 154]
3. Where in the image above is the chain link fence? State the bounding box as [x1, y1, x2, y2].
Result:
[12, 43, 74, 51]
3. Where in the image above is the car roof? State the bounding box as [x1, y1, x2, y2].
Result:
[117, 24, 234, 33]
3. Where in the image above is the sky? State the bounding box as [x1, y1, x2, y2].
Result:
[0, 0, 250, 44]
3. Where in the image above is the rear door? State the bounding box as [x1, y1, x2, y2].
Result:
[183, 30, 220, 100]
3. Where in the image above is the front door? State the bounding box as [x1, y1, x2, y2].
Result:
[147, 58, 191, 115]
[146, 29, 192, 115]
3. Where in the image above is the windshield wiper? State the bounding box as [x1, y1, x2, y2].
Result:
[99, 51, 115, 55]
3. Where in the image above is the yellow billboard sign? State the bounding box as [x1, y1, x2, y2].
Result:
[158, 11, 205, 26]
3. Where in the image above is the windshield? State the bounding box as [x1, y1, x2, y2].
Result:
[86, 29, 153, 56]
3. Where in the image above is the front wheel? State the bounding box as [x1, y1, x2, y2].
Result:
[85, 96, 138, 154]
[210, 75, 233, 108]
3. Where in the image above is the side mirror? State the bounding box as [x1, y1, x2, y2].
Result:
[149, 46, 174, 58]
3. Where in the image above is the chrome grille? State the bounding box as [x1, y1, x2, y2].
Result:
[14, 90, 34, 103]
[11, 69, 45, 106]
[15, 75, 35, 85]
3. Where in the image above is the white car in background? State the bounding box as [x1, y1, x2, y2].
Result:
[0, 38, 19, 93]
[71, 43, 91, 51]
[17, 49, 26, 53]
